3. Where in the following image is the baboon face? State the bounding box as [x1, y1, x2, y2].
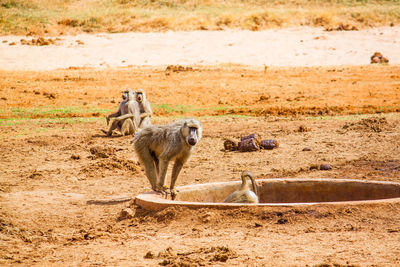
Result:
[182, 122, 201, 146]
[122, 91, 129, 101]
[187, 127, 199, 146]
[136, 92, 143, 103]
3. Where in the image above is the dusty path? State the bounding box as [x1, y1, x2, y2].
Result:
[1, 27, 399, 70]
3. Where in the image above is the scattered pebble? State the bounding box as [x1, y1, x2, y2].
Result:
[223, 139, 238, 151]
[240, 133, 259, 142]
[320, 164, 332, 170]
[71, 154, 80, 160]
[238, 138, 259, 152]
[144, 251, 155, 259]
[297, 125, 311, 132]
[260, 139, 279, 150]
[118, 208, 134, 221]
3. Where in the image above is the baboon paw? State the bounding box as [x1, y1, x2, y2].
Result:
[154, 185, 169, 196]
[170, 189, 178, 200]
[161, 185, 169, 191]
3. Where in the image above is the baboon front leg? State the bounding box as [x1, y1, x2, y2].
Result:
[157, 159, 170, 193]
[106, 110, 121, 125]
[103, 120, 120, 136]
[170, 160, 184, 200]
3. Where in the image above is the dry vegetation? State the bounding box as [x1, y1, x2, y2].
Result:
[1, 0, 400, 35]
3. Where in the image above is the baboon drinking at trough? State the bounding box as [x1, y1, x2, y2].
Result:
[102, 89, 138, 136]
[134, 119, 202, 199]
[223, 171, 259, 203]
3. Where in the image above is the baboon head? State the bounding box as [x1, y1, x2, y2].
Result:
[136, 88, 145, 103]
[122, 89, 135, 101]
[122, 90, 129, 101]
[181, 119, 202, 146]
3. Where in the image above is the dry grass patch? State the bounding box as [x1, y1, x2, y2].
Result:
[0, 0, 399, 35]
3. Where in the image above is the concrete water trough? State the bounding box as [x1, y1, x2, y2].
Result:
[135, 178, 400, 211]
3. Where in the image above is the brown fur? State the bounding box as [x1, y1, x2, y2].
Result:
[102, 89, 138, 136]
[223, 171, 259, 203]
[134, 119, 202, 199]
[135, 88, 152, 129]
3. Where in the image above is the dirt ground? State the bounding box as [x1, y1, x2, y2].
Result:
[1, 64, 400, 266]
[1, 27, 400, 70]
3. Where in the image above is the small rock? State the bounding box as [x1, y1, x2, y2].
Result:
[71, 154, 80, 160]
[302, 147, 312, 151]
[118, 208, 134, 221]
[201, 212, 214, 223]
[238, 138, 260, 152]
[240, 133, 259, 142]
[297, 125, 311, 132]
[320, 164, 332, 170]
[144, 251, 155, 259]
[260, 139, 279, 150]
[277, 218, 288, 224]
[223, 139, 238, 151]
[309, 165, 319, 170]
[371, 52, 389, 64]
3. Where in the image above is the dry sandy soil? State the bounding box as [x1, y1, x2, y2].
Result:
[1, 29, 400, 266]
[1, 27, 400, 70]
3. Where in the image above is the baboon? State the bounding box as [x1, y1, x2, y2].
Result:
[133, 88, 152, 129]
[111, 88, 152, 131]
[134, 119, 202, 199]
[102, 89, 138, 136]
[223, 171, 259, 203]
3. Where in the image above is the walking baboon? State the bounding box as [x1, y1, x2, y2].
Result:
[134, 119, 202, 199]
[102, 89, 138, 136]
[223, 171, 259, 203]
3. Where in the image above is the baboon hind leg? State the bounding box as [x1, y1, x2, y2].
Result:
[121, 119, 135, 136]
[151, 152, 159, 179]
[137, 148, 158, 190]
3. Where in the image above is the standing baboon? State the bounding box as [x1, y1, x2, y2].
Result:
[102, 89, 138, 136]
[134, 119, 202, 199]
[223, 171, 259, 203]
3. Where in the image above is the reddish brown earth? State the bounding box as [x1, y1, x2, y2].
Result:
[1, 66, 400, 266]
